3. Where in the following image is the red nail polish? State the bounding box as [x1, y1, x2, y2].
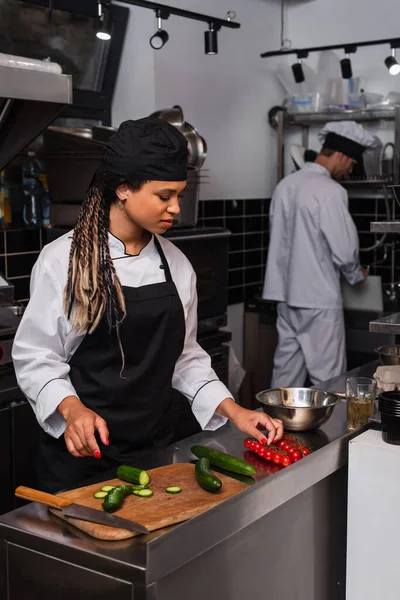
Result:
[105, 438, 110, 446]
[261, 437, 267, 444]
[94, 450, 101, 459]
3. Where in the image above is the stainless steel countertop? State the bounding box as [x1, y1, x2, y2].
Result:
[0, 361, 379, 584]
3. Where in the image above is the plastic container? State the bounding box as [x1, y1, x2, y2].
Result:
[378, 392, 400, 445]
[289, 92, 323, 113]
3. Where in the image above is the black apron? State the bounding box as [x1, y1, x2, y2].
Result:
[37, 237, 186, 492]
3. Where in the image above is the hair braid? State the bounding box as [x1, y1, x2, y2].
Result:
[64, 169, 145, 345]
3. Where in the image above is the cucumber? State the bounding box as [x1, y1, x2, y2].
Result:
[195, 458, 222, 493]
[165, 486, 182, 494]
[192, 460, 255, 486]
[133, 488, 153, 498]
[117, 465, 150, 486]
[94, 491, 108, 499]
[102, 485, 132, 513]
[101, 485, 115, 492]
[191, 445, 256, 477]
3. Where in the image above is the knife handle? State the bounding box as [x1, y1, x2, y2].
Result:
[15, 486, 72, 509]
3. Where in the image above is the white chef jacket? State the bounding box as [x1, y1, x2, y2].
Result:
[263, 163, 364, 308]
[12, 231, 230, 439]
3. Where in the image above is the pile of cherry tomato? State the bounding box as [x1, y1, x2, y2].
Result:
[243, 434, 311, 468]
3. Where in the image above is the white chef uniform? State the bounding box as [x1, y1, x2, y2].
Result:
[12, 231, 230, 438]
[263, 121, 376, 387]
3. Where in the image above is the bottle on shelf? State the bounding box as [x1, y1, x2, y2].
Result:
[0, 170, 12, 227]
[22, 151, 44, 227]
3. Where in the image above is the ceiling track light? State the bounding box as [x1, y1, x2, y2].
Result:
[96, 1, 112, 41]
[205, 21, 220, 55]
[291, 51, 308, 83]
[340, 45, 356, 79]
[149, 9, 170, 50]
[385, 47, 400, 76]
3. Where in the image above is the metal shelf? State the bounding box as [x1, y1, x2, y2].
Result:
[370, 221, 400, 233]
[370, 313, 400, 334]
[342, 178, 393, 187]
[286, 109, 396, 125]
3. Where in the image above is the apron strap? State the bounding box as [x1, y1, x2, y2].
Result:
[154, 235, 173, 282]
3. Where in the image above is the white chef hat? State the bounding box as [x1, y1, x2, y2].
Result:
[317, 121, 377, 162]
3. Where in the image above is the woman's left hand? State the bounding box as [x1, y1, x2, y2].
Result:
[216, 398, 284, 445]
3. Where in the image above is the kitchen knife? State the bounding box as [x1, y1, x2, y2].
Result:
[15, 486, 149, 535]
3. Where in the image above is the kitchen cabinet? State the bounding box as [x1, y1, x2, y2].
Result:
[12, 401, 41, 508]
[0, 407, 12, 515]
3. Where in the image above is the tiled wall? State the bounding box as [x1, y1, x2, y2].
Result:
[198, 199, 270, 305]
[0, 228, 42, 302]
[5, 193, 397, 307]
[349, 195, 398, 285]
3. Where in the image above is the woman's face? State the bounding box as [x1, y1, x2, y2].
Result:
[116, 180, 187, 234]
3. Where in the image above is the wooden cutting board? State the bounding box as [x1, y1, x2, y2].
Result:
[49, 463, 247, 541]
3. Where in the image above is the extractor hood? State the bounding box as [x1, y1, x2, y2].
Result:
[0, 64, 72, 171]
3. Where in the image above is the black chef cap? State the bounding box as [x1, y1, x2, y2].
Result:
[322, 133, 366, 163]
[101, 117, 188, 181]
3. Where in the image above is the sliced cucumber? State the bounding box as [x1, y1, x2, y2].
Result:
[165, 486, 182, 494]
[133, 488, 153, 498]
[94, 491, 108, 499]
[101, 485, 116, 492]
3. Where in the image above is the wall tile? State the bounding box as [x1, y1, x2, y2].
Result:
[226, 217, 244, 234]
[245, 199, 263, 215]
[244, 232, 262, 250]
[6, 229, 41, 253]
[245, 249, 263, 268]
[203, 200, 224, 218]
[226, 199, 244, 217]
[229, 234, 244, 252]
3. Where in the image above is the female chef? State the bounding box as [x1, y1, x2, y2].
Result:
[12, 117, 283, 492]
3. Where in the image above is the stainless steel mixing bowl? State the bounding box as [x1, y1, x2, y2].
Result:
[256, 388, 341, 432]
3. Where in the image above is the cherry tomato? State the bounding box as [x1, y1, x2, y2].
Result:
[290, 450, 302, 461]
[254, 442, 261, 453]
[301, 447, 310, 457]
[250, 441, 256, 450]
[272, 452, 282, 464]
[281, 455, 292, 467]
[264, 448, 273, 461]
[277, 439, 287, 450]
[258, 446, 265, 457]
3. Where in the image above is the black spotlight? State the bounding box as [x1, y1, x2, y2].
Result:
[340, 56, 353, 79]
[205, 22, 218, 55]
[292, 61, 305, 83]
[150, 10, 169, 50]
[385, 49, 400, 75]
[150, 29, 169, 50]
[96, 1, 112, 41]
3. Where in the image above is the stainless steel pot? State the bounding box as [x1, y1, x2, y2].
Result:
[150, 106, 207, 170]
[150, 105, 184, 129]
[178, 121, 207, 170]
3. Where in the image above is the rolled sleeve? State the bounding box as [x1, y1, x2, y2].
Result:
[191, 379, 231, 430]
[36, 378, 78, 438]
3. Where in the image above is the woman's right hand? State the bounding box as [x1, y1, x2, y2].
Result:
[58, 396, 109, 458]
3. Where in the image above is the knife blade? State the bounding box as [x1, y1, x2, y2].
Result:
[15, 486, 149, 535]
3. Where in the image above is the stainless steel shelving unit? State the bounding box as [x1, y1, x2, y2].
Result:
[276, 105, 400, 184]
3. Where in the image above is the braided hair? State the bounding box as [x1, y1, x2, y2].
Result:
[64, 169, 145, 341]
